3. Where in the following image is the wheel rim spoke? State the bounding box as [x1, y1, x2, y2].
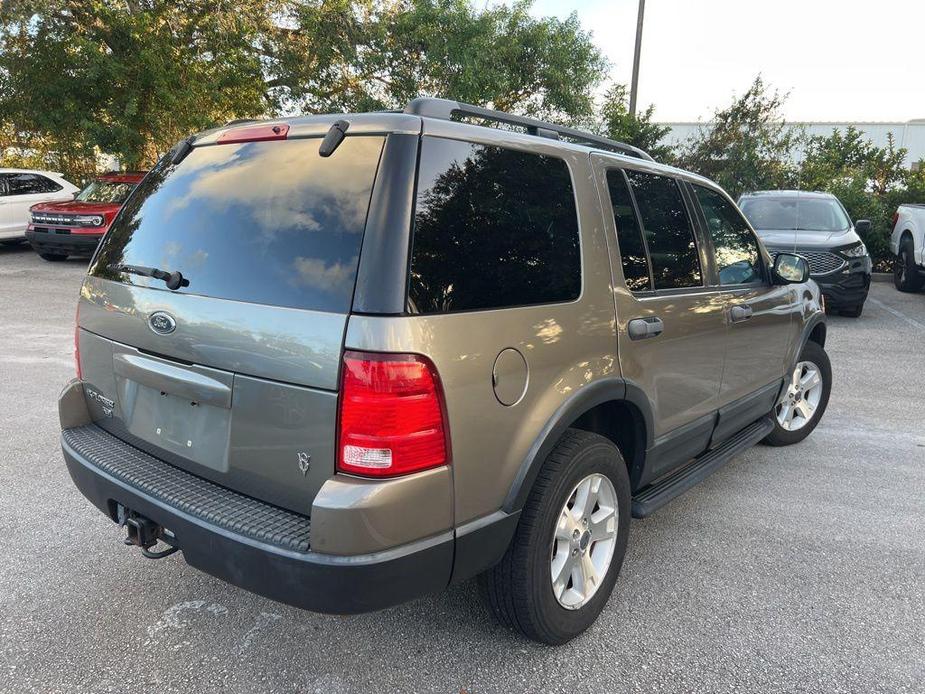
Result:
[551, 548, 575, 600]
[778, 401, 793, 428]
[580, 553, 599, 595]
[801, 369, 821, 391]
[589, 506, 616, 542]
[555, 510, 575, 542]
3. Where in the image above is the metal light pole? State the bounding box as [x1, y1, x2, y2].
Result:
[628, 0, 646, 119]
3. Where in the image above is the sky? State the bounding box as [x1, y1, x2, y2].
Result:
[519, 0, 925, 123]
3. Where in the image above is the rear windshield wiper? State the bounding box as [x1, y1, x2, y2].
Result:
[110, 263, 189, 290]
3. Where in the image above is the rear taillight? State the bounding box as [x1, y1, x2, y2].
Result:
[74, 304, 82, 380]
[891, 212, 899, 232]
[337, 351, 449, 478]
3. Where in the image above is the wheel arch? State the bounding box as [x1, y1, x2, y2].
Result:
[808, 321, 826, 349]
[502, 378, 653, 513]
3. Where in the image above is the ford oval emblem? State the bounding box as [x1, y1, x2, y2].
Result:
[148, 311, 177, 335]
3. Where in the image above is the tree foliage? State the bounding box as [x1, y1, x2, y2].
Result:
[0, 0, 272, 172]
[0, 0, 607, 177]
[598, 84, 671, 160]
[799, 127, 925, 266]
[675, 76, 798, 198]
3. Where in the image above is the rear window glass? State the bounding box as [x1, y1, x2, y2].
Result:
[409, 137, 581, 314]
[90, 136, 384, 313]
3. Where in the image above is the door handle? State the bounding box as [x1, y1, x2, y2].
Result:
[729, 304, 753, 323]
[627, 317, 664, 341]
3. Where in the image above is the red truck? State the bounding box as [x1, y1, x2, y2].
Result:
[26, 171, 146, 261]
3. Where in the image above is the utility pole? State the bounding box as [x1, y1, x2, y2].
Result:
[628, 0, 646, 119]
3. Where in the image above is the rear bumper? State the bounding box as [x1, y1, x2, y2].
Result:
[26, 229, 102, 256]
[61, 424, 455, 614]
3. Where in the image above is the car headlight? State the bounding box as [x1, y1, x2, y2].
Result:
[74, 215, 104, 227]
[841, 242, 867, 258]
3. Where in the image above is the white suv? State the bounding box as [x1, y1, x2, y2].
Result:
[0, 169, 79, 244]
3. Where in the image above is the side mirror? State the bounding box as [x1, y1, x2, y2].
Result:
[773, 253, 810, 284]
[855, 219, 872, 234]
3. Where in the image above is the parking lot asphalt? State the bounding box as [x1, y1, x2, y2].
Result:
[0, 243, 922, 694]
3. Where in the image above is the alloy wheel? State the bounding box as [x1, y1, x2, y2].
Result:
[550, 473, 618, 610]
[776, 361, 824, 431]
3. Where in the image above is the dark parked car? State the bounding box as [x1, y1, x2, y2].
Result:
[58, 100, 830, 644]
[738, 190, 872, 317]
[26, 171, 146, 261]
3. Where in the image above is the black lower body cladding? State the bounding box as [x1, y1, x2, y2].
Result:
[26, 229, 102, 258]
[61, 424, 455, 614]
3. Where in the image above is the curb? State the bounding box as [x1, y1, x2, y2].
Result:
[871, 273, 892, 283]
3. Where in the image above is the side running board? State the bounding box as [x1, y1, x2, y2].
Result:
[631, 416, 775, 518]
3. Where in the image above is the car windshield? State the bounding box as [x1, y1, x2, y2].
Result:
[76, 179, 137, 204]
[739, 196, 850, 232]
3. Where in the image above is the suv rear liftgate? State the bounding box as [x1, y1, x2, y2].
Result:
[61, 115, 457, 613]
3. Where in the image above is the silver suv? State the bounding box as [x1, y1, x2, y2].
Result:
[59, 99, 830, 644]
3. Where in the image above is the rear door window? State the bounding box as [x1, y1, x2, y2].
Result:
[90, 136, 384, 313]
[625, 170, 702, 290]
[6, 173, 61, 195]
[694, 185, 764, 286]
[409, 137, 581, 314]
[606, 170, 651, 292]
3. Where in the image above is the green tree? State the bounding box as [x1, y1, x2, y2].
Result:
[0, 0, 608, 177]
[676, 76, 798, 198]
[597, 84, 672, 160]
[0, 0, 273, 174]
[274, 0, 606, 120]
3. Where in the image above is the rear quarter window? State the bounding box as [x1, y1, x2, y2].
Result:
[90, 136, 384, 313]
[408, 137, 581, 314]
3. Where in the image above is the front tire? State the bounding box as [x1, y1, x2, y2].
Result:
[479, 429, 630, 645]
[894, 240, 924, 292]
[763, 340, 831, 446]
[38, 252, 68, 262]
[840, 303, 864, 318]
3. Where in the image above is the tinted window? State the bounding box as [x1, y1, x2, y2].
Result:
[739, 196, 850, 232]
[6, 173, 61, 195]
[606, 170, 650, 292]
[626, 171, 701, 289]
[695, 186, 764, 285]
[409, 137, 581, 314]
[90, 136, 384, 313]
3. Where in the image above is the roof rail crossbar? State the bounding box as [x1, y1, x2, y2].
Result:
[403, 97, 655, 162]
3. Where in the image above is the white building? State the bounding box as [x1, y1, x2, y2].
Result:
[660, 120, 925, 169]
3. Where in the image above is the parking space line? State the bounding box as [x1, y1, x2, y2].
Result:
[867, 297, 925, 330]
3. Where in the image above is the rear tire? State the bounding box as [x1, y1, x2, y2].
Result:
[39, 252, 68, 262]
[894, 239, 924, 292]
[763, 340, 831, 447]
[479, 429, 630, 645]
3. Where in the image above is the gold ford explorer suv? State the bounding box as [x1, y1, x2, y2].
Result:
[59, 99, 830, 644]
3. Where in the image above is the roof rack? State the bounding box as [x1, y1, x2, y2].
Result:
[404, 97, 655, 162]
